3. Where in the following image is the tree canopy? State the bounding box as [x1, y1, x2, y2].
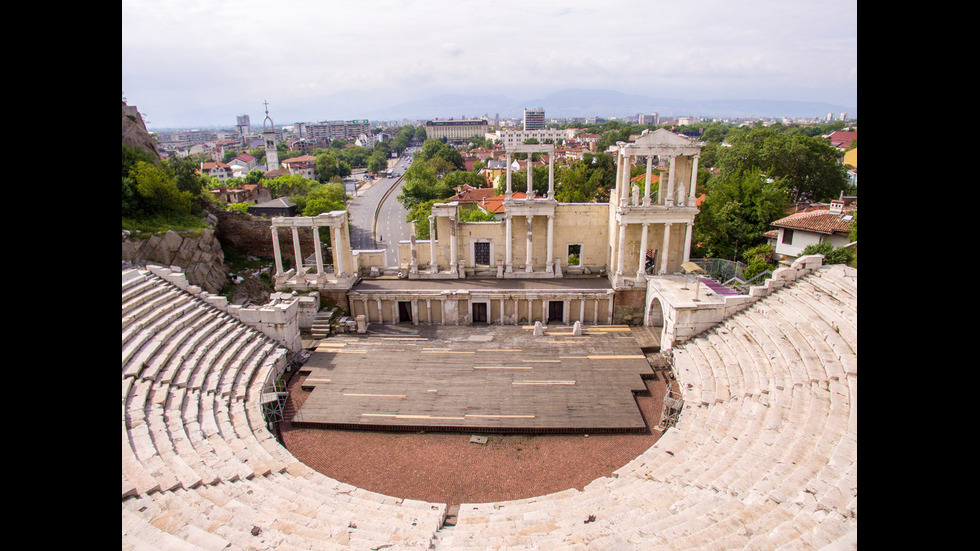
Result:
[714, 126, 847, 203]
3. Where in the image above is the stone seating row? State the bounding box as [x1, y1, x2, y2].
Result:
[449, 266, 857, 550]
[122, 268, 448, 549]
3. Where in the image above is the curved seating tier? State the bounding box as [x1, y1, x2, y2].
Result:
[122, 263, 857, 550]
[122, 268, 448, 550]
[448, 265, 857, 550]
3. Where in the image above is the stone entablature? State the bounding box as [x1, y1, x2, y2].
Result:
[348, 284, 615, 326]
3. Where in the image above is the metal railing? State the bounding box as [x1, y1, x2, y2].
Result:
[687, 258, 746, 282]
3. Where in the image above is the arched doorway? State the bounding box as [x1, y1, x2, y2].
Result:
[645, 296, 666, 349]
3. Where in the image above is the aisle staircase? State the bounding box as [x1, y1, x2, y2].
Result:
[310, 309, 336, 340]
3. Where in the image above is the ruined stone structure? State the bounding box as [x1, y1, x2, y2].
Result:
[270, 129, 714, 349]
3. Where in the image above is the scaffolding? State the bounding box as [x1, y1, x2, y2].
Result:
[260, 378, 289, 429]
[655, 387, 684, 431]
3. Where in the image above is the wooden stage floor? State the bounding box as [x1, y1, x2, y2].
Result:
[291, 324, 657, 433]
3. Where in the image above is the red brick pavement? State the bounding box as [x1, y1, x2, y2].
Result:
[279, 369, 673, 506]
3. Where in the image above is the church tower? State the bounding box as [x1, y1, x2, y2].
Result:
[262, 100, 279, 171]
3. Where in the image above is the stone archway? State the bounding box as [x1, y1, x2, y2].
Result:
[645, 296, 666, 349]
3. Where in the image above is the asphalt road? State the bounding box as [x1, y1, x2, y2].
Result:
[347, 151, 414, 268]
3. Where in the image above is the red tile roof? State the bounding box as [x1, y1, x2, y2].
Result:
[771, 204, 856, 235]
[826, 131, 857, 149]
[449, 185, 495, 204]
[479, 192, 526, 214]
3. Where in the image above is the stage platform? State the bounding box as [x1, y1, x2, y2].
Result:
[291, 324, 656, 433]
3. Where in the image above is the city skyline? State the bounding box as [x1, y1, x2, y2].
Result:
[122, 0, 857, 130]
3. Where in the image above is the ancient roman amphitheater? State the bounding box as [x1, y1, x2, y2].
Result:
[122, 257, 857, 550]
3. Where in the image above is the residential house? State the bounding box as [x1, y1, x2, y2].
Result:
[210, 183, 271, 205]
[448, 185, 496, 211]
[825, 131, 857, 150]
[280, 155, 318, 180]
[227, 154, 257, 179]
[766, 197, 856, 264]
[199, 161, 232, 181]
[248, 197, 297, 218]
[474, 192, 527, 220]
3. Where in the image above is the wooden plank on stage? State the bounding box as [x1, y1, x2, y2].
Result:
[292, 324, 653, 432]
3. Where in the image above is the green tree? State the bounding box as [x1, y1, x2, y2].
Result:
[303, 183, 347, 216]
[405, 199, 440, 239]
[315, 152, 351, 182]
[693, 169, 790, 261]
[129, 161, 195, 215]
[716, 126, 847, 203]
[442, 170, 486, 190]
[244, 169, 265, 186]
[265, 174, 315, 198]
[801, 242, 854, 265]
[397, 162, 454, 210]
[459, 207, 496, 222]
[167, 155, 205, 195]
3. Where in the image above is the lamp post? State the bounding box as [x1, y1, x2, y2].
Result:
[681, 262, 706, 302]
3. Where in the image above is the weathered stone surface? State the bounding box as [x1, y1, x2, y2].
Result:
[122, 230, 227, 294]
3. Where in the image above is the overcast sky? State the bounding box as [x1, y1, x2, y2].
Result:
[122, 0, 857, 129]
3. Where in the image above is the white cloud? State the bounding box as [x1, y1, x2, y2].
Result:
[122, 0, 857, 127]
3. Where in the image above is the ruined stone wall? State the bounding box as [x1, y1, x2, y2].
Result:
[205, 202, 315, 265]
[612, 288, 647, 325]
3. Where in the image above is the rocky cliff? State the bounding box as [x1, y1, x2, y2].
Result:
[122, 229, 228, 294]
[122, 101, 161, 162]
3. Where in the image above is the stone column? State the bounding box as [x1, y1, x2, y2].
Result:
[683, 222, 694, 264]
[291, 226, 303, 272]
[312, 226, 325, 276]
[660, 222, 672, 274]
[271, 225, 284, 276]
[546, 214, 554, 274]
[500, 298, 505, 325]
[636, 223, 649, 280]
[409, 235, 418, 274]
[362, 297, 369, 322]
[428, 215, 437, 273]
[505, 153, 513, 199]
[411, 299, 419, 325]
[332, 225, 346, 276]
[644, 156, 653, 205]
[548, 154, 555, 200]
[526, 158, 533, 197]
[525, 215, 534, 273]
[666, 156, 677, 207]
[688, 154, 700, 206]
[376, 298, 383, 323]
[449, 215, 458, 275]
[619, 152, 629, 207]
[505, 215, 513, 273]
[615, 222, 626, 276]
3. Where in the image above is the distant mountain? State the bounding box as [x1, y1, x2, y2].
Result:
[363, 88, 855, 121]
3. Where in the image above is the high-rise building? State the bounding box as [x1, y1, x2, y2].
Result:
[523, 108, 545, 131]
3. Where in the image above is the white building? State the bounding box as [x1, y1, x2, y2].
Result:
[768, 198, 856, 263]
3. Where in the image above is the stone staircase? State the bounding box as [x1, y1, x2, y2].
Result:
[310, 309, 336, 340]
